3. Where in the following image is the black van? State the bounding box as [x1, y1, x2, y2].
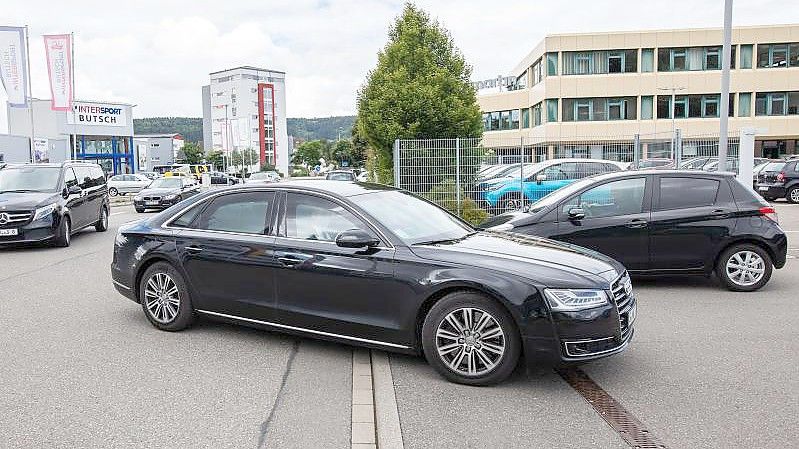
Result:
[0, 161, 110, 247]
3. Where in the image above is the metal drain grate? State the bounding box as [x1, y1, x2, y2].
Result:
[557, 368, 669, 449]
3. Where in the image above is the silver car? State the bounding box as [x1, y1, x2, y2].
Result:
[107, 173, 152, 196]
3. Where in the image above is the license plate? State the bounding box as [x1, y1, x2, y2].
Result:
[145, 201, 159, 206]
[758, 186, 769, 191]
[0, 229, 19, 236]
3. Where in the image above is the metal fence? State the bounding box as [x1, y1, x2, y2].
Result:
[393, 131, 740, 223]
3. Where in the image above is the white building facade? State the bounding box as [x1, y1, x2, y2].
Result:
[202, 66, 288, 174]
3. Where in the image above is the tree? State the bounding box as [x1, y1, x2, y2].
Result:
[231, 148, 259, 168]
[356, 3, 483, 183]
[291, 140, 324, 167]
[206, 150, 223, 170]
[180, 142, 205, 164]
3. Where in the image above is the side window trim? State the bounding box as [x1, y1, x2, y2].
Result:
[556, 175, 651, 221]
[165, 190, 275, 235]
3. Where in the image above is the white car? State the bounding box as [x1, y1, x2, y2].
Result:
[107, 173, 152, 196]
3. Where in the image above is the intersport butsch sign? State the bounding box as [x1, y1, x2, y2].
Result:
[67, 102, 128, 127]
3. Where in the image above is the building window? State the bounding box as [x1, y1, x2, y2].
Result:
[756, 92, 799, 115]
[499, 111, 511, 130]
[562, 97, 637, 122]
[704, 47, 720, 70]
[532, 59, 543, 85]
[510, 109, 520, 129]
[701, 96, 718, 117]
[641, 49, 654, 72]
[658, 47, 735, 71]
[491, 111, 500, 130]
[515, 71, 528, 90]
[562, 49, 637, 75]
[757, 43, 799, 68]
[641, 96, 653, 119]
[532, 103, 542, 126]
[740, 44, 753, 69]
[482, 113, 490, 131]
[657, 94, 734, 118]
[521, 108, 530, 128]
[546, 52, 558, 76]
[738, 92, 752, 117]
[575, 99, 591, 120]
[546, 99, 558, 122]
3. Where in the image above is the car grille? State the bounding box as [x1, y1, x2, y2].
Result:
[0, 211, 32, 228]
[142, 196, 162, 201]
[611, 272, 634, 342]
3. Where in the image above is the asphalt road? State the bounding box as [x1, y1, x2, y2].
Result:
[390, 202, 799, 449]
[0, 206, 352, 449]
[2, 202, 797, 448]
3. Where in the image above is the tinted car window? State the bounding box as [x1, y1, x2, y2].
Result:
[284, 193, 368, 242]
[561, 177, 646, 219]
[659, 177, 719, 210]
[170, 204, 204, 228]
[90, 166, 106, 185]
[110, 175, 124, 181]
[73, 166, 94, 189]
[64, 168, 79, 189]
[195, 192, 272, 234]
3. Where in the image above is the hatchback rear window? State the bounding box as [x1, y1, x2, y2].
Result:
[658, 177, 719, 210]
[763, 162, 785, 172]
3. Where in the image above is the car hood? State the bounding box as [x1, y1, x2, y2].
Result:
[0, 191, 61, 210]
[410, 231, 624, 289]
[136, 187, 181, 196]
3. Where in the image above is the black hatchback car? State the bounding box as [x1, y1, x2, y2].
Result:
[112, 181, 636, 385]
[0, 161, 110, 247]
[483, 171, 787, 292]
[756, 160, 799, 203]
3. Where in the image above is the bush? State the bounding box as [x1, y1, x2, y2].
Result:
[422, 179, 488, 226]
[291, 165, 310, 177]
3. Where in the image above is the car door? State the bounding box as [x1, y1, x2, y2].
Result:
[62, 168, 84, 223]
[648, 175, 737, 270]
[272, 191, 401, 343]
[174, 190, 280, 319]
[71, 165, 97, 228]
[552, 176, 652, 270]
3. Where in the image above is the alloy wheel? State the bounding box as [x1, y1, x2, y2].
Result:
[143, 272, 181, 324]
[435, 307, 506, 377]
[109, 188, 118, 196]
[725, 250, 766, 287]
[790, 188, 799, 203]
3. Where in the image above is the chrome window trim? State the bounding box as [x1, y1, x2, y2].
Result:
[162, 189, 274, 237]
[196, 309, 411, 350]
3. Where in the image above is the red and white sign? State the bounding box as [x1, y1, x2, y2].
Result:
[43, 34, 73, 111]
[0, 26, 28, 107]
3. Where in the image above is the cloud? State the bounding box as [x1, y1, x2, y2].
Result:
[2, 0, 797, 119]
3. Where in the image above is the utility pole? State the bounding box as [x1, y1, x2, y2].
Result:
[718, 0, 733, 171]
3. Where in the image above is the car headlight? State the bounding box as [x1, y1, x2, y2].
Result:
[133, 195, 143, 201]
[163, 194, 178, 201]
[33, 203, 58, 221]
[544, 289, 608, 311]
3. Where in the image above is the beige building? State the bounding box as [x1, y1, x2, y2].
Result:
[477, 24, 799, 159]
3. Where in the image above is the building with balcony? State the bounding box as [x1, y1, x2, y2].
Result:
[477, 24, 799, 159]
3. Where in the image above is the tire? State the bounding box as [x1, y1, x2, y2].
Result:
[138, 262, 195, 331]
[716, 243, 773, 292]
[421, 291, 520, 386]
[95, 207, 109, 232]
[135, 207, 145, 213]
[787, 186, 799, 204]
[109, 187, 118, 197]
[53, 216, 71, 247]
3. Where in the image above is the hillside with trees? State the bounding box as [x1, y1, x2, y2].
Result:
[287, 116, 355, 141]
[133, 117, 203, 144]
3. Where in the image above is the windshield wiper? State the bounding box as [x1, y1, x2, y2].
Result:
[413, 231, 478, 246]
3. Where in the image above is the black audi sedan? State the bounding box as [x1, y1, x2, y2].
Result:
[483, 171, 787, 292]
[111, 181, 635, 385]
[133, 177, 201, 212]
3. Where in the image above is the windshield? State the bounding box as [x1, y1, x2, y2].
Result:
[0, 167, 62, 193]
[524, 177, 597, 212]
[355, 190, 473, 245]
[148, 178, 182, 189]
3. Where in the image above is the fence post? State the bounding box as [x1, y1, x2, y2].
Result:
[675, 128, 682, 167]
[519, 137, 525, 211]
[633, 134, 640, 169]
[392, 139, 400, 188]
[455, 138, 461, 217]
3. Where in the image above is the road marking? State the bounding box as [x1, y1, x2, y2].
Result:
[371, 351, 404, 449]
[352, 349, 376, 448]
[558, 368, 669, 449]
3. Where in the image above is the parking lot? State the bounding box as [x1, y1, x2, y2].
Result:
[1, 203, 797, 448]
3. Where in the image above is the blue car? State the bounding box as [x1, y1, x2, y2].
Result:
[477, 159, 625, 212]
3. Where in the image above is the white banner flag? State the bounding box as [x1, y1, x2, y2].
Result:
[44, 34, 72, 111]
[0, 26, 28, 107]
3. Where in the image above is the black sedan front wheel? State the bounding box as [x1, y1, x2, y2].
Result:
[139, 262, 195, 331]
[422, 291, 520, 386]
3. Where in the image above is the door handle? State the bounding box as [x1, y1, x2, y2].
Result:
[625, 219, 648, 228]
[711, 209, 730, 218]
[278, 255, 304, 266]
[184, 245, 203, 253]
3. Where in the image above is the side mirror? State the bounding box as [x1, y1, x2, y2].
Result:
[66, 185, 82, 197]
[535, 174, 546, 184]
[568, 207, 586, 220]
[336, 229, 380, 248]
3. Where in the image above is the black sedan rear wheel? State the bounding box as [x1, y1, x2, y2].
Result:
[139, 262, 195, 331]
[421, 291, 520, 386]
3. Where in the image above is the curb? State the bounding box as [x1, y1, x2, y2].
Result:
[352, 349, 376, 448]
[371, 351, 404, 449]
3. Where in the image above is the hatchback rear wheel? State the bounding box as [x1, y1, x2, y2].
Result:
[421, 291, 520, 385]
[716, 244, 773, 292]
[787, 186, 799, 204]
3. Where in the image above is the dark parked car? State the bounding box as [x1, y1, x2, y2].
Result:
[0, 161, 109, 247]
[133, 177, 200, 212]
[631, 158, 674, 170]
[756, 160, 799, 203]
[209, 171, 238, 185]
[112, 181, 636, 385]
[483, 170, 786, 292]
[325, 170, 356, 181]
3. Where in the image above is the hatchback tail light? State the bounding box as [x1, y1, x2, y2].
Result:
[759, 206, 779, 224]
[776, 172, 786, 183]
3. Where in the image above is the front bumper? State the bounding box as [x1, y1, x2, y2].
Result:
[0, 215, 60, 246]
[133, 198, 180, 210]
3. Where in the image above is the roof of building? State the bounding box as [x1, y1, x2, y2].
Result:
[209, 66, 286, 76]
[134, 133, 184, 139]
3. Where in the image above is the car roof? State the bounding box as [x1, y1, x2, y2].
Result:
[590, 169, 735, 182]
[239, 180, 396, 198]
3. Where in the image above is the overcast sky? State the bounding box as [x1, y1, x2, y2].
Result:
[2, 0, 797, 120]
